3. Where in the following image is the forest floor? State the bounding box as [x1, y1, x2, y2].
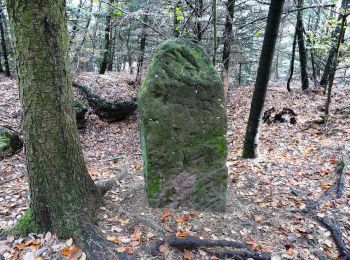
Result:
[0, 72, 349, 260]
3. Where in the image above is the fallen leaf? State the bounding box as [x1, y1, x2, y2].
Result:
[184, 249, 193, 260]
[176, 231, 189, 238]
[115, 247, 126, 253]
[161, 209, 172, 221]
[107, 236, 120, 244]
[254, 215, 264, 222]
[159, 244, 169, 253]
[66, 238, 73, 247]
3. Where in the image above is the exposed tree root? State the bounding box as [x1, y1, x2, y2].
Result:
[314, 216, 350, 259]
[148, 236, 270, 259]
[295, 153, 350, 259]
[73, 223, 132, 260]
[166, 236, 248, 249]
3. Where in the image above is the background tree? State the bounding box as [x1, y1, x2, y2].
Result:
[242, 0, 285, 159]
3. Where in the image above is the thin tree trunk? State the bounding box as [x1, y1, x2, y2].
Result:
[194, 0, 204, 42]
[212, 0, 217, 65]
[320, 0, 350, 89]
[222, 0, 235, 74]
[69, 0, 83, 48]
[325, 15, 346, 115]
[174, 1, 180, 37]
[242, 0, 285, 159]
[135, 14, 148, 84]
[287, 24, 297, 92]
[6, 1, 122, 258]
[107, 24, 117, 72]
[72, 0, 93, 71]
[99, 0, 113, 74]
[0, 1, 10, 76]
[296, 0, 309, 91]
[126, 23, 133, 74]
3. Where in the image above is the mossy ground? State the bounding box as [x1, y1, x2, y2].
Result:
[2, 208, 39, 238]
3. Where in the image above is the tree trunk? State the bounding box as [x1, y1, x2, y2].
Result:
[194, 0, 204, 42]
[242, 0, 285, 159]
[135, 14, 148, 84]
[69, 0, 83, 48]
[174, 1, 180, 37]
[296, 0, 309, 91]
[320, 0, 350, 89]
[287, 23, 297, 92]
[6, 0, 121, 258]
[126, 23, 133, 74]
[99, 0, 113, 74]
[222, 0, 235, 74]
[72, 0, 93, 72]
[0, 1, 10, 77]
[212, 0, 217, 65]
[325, 15, 346, 115]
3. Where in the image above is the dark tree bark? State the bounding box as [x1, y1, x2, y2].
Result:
[185, 0, 204, 41]
[6, 0, 122, 258]
[296, 0, 309, 91]
[0, 1, 10, 77]
[242, 0, 285, 159]
[135, 15, 148, 84]
[212, 0, 217, 65]
[126, 23, 133, 74]
[287, 23, 297, 92]
[320, 0, 350, 89]
[69, 0, 83, 48]
[174, 1, 181, 37]
[72, 0, 93, 71]
[222, 0, 235, 74]
[325, 15, 346, 115]
[99, 0, 113, 74]
[194, 0, 204, 42]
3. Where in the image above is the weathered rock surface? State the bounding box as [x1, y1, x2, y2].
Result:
[139, 38, 228, 211]
[73, 82, 137, 122]
[0, 126, 23, 160]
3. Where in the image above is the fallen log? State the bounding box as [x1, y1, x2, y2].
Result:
[73, 82, 137, 122]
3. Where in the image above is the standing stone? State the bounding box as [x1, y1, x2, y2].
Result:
[139, 38, 228, 211]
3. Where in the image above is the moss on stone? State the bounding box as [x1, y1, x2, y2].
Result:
[139, 38, 228, 211]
